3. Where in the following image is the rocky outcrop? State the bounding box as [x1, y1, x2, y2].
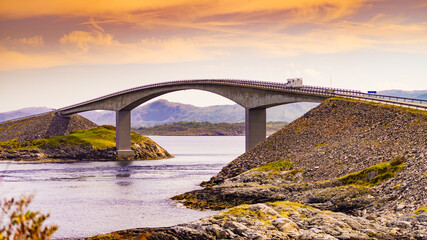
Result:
[166, 98, 426, 239]
[0, 115, 173, 161]
[206, 98, 426, 185]
[84, 202, 427, 239]
[0, 112, 97, 142]
[80, 98, 427, 239]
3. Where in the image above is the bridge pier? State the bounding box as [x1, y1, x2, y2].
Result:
[245, 108, 266, 151]
[116, 110, 134, 158]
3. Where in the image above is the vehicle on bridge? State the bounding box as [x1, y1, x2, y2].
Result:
[285, 78, 303, 87]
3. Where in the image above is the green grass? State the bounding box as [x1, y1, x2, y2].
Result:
[0, 125, 152, 151]
[337, 156, 407, 187]
[30, 125, 117, 150]
[254, 159, 294, 173]
[0, 138, 22, 148]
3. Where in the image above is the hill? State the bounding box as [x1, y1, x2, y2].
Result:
[0, 107, 52, 122]
[135, 121, 288, 136]
[167, 98, 427, 239]
[0, 112, 97, 142]
[80, 99, 317, 128]
[88, 98, 427, 239]
[0, 113, 172, 160]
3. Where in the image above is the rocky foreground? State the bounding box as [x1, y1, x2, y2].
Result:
[83, 98, 426, 239]
[0, 113, 172, 160]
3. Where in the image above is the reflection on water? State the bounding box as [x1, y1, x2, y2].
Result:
[115, 161, 132, 186]
[0, 136, 244, 239]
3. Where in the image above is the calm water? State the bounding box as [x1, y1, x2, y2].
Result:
[0, 136, 244, 239]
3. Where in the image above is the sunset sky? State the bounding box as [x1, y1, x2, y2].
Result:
[0, 0, 426, 112]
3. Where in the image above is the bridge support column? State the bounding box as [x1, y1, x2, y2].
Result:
[116, 110, 134, 158]
[245, 108, 266, 151]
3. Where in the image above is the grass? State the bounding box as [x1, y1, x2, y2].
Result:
[31, 125, 117, 150]
[254, 159, 294, 173]
[314, 143, 325, 148]
[0, 125, 152, 151]
[0, 138, 22, 149]
[337, 156, 407, 187]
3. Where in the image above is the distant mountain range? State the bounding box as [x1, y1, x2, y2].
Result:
[0, 100, 317, 128]
[80, 99, 318, 128]
[1, 89, 425, 127]
[378, 90, 427, 99]
[0, 107, 52, 122]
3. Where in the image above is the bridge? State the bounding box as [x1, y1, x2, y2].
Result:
[57, 79, 427, 157]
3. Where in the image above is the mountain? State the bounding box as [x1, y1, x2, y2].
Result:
[378, 90, 427, 99]
[80, 99, 319, 128]
[0, 107, 52, 122]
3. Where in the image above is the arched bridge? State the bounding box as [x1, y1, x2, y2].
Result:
[57, 79, 427, 157]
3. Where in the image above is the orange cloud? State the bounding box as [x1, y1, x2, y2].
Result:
[60, 31, 114, 52]
[0, 0, 370, 25]
[1, 0, 427, 72]
[1, 36, 44, 47]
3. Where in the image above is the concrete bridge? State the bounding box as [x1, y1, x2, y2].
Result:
[57, 79, 427, 157]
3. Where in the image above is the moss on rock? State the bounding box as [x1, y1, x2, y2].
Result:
[337, 157, 406, 187]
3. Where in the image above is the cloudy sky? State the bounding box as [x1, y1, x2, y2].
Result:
[0, 0, 426, 112]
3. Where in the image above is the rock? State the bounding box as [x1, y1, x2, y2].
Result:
[272, 218, 299, 232]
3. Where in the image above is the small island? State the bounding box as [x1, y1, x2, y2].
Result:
[0, 112, 172, 161]
[135, 121, 288, 136]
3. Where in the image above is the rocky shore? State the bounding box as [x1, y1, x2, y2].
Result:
[0, 113, 172, 160]
[82, 98, 426, 239]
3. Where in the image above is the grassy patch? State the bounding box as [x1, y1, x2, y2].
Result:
[0, 125, 153, 151]
[414, 206, 427, 214]
[0, 138, 22, 149]
[31, 125, 117, 150]
[6, 122, 20, 131]
[254, 159, 294, 173]
[314, 143, 325, 148]
[221, 204, 277, 225]
[337, 157, 406, 187]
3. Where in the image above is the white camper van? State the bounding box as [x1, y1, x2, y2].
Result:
[285, 78, 303, 87]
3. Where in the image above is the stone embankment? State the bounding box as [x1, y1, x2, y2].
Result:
[84, 98, 426, 239]
[0, 113, 172, 160]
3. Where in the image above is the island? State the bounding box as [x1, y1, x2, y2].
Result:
[0, 112, 172, 161]
[135, 121, 288, 136]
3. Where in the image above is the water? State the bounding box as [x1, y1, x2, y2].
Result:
[0, 136, 245, 239]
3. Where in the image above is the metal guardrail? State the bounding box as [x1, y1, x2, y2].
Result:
[10, 79, 423, 116]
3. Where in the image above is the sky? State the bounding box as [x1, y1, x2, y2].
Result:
[0, 0, 426, 112]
